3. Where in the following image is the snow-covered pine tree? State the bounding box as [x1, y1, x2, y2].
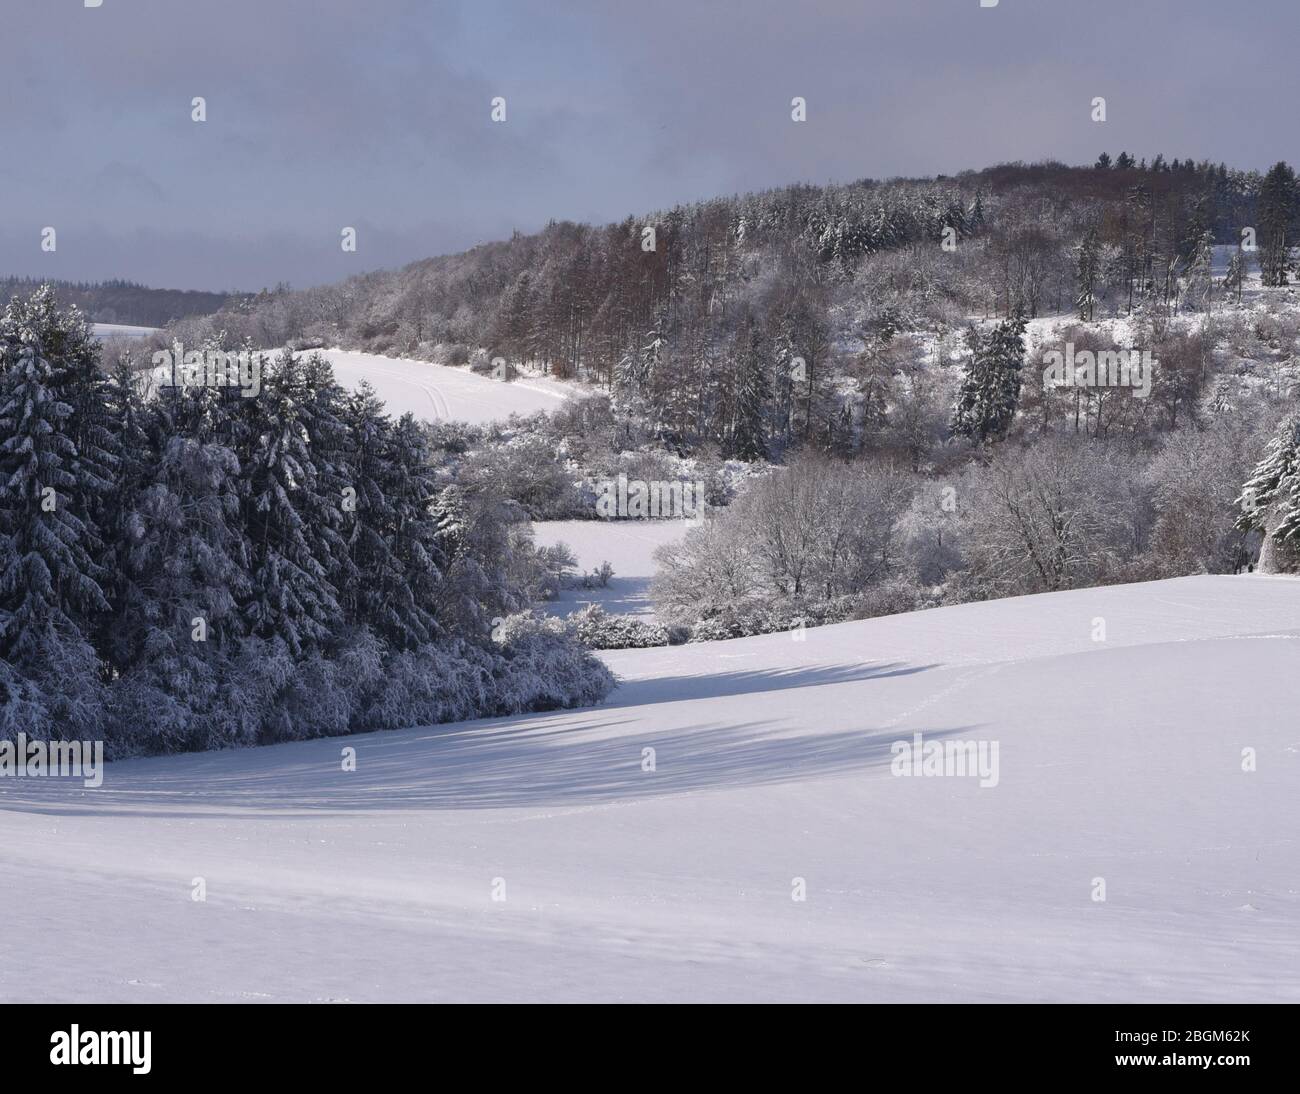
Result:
[291, 352, 353, 594]
[340, 384, 440, 649]
[1, 288, 118, 616]
[98, 357, 158, 666]
[1222, 247, 1246, 304]
[615, 323, 665, 396]
[1257, 161, 1296, 287]
[385, 412, 446, 640]
[236, 351, 342, 656]
[1184, 227, 1215, 312]
[0, 340, 110, 729]
[1238, 413, 1300, 572]
[1074, 226, 1101, 320]
[727, 314, 771, 460]
[950, 311, 1028, 443]
[112, 437, 254, 749]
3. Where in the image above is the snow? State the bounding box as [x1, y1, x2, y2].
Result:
[532, 518, 690, 619]
[3, 574, 1298, 1002]
[91, 323, 158, 340]
[305, 349, 575, 425]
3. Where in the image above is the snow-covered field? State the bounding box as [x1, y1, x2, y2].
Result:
[532, 519, 691, 619]
[91, 322, 159, 340]
[3, 573, 1297, 1002]
[308, 349, 575, 425]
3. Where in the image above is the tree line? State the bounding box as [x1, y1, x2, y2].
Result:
[0, 288, 613, 753]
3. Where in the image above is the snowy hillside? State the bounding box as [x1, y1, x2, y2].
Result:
[310, 349, 575, 424]
[91, 322, 159, 340]
[4, 574, 1298, 1003]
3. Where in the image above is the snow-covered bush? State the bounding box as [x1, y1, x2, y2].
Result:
[568, 604, 670, 649]
[458, 434, 584, 519]
[491, 611, 618, 709]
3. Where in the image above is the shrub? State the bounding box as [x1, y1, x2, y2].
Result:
[568, 604, 670, 649]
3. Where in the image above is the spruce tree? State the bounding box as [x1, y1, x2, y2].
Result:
[340, 385, 440, 649]
[1074, 227, 1101, 320]
[237, 352, 341, 656]
[1223, 248, 1246, 303]
[113, 437, 253, 747]
[0, 342, 110, 671]
[950, 311, 1027, 444]
[1257, 161, 1296, 287]
[386, 413, 446, 640]
[727, 315, 771, 460]
[2, 288, 118, 614]
[1238, 414, 1300, 572]
[99, 358, 158, 667]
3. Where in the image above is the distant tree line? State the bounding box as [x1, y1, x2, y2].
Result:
[150, 159, 1293, 468]
[0, 277, 238, 329]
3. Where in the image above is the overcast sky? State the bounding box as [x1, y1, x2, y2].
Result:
[5, 0, 1295, 291]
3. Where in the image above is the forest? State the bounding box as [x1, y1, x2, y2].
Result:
[10, 154, 1300, 730]
[0, 277, 238, 329]
[0, 289, 613, 753]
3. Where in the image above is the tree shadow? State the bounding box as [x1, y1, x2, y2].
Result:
[0, 661, 961, 818]
[607, 660, 936, 707]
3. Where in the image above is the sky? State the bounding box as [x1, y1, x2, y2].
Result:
[4, 0, 1295, 291]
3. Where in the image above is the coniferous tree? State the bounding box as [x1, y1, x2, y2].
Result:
[340, 385, 440, 648]
[3, 289, 118, 624]
[1184, 227, 1216, 312]
[113, 436, 253, 748]
[0, 287, 613, 748]
[291, 353, 354, 596]
[237, 353, 342, 656]
[950, 311, 1027, 443]
[1238, 414, 1300, 572]
[0, 341, 110, 680]
[99, 358, 158, 667]
[1223, 247, 1246, 304]
[1257, 161, 1296, 287]
[387, 413, 446, 636]
[727, 315, 771, 460]
[1074, 226, 1101, 320]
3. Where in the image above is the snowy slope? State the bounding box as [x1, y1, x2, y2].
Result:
[532, 519, 690, 619]
[308, 349, 575, 424]
[91, 323, 159, 340]
[3, 574, 1299, 1002]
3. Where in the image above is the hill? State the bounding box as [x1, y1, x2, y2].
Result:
[4, 573, 1297, 1002]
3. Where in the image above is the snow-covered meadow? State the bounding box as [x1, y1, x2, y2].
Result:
[307, 349, 575, 425]
[91, 322, 159, 340]
[4, 573, 1297, 1002]
[531, 519, 690, 620]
